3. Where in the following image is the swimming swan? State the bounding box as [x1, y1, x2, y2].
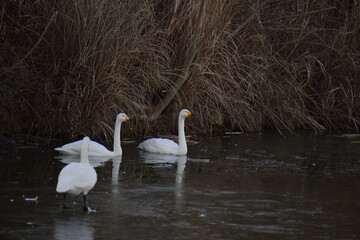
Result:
[55, 113, 130, 156]
[138, 109, 191, 155]
[56, 136, 97, 211]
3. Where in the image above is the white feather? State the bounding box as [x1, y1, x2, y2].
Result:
[56, 137, 97, 196]
[56, 163, 97, 196]
[138, 109, 191, 155]
[55, 113, 129, 156]
[55, 140, 112, 156]
[138, 138, 179, 155]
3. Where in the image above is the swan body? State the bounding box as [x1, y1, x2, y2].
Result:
[55, 113, 130, 156]
[138, 109, 191, 155]
[55, 140, 112, 156]
[56, 162, 97, 196]
[56, 136, 97, 211]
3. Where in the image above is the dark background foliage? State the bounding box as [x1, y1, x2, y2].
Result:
[1, 0, 359, 141]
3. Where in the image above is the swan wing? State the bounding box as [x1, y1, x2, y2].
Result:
[55, 140, 83, 155]
[56, 163, 80, 193]
[55, 140, 112, 156]
[138, 138, 180, 155]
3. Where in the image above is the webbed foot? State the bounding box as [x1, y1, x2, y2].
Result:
[83, 206, 97, 212]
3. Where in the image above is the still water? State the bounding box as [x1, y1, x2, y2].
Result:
[0, 133, 360, 240]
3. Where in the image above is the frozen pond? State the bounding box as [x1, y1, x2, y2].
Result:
[1, 133, 360, 239]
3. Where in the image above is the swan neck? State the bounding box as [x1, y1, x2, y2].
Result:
[113, 120, 122, 155]
[178, 116, 187, 152]
[80, 141, 89, 164]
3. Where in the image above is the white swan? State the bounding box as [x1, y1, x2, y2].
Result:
[138, 109, 191, 155]
[55, 113, 130, 156]
[56, 136, 98, 211]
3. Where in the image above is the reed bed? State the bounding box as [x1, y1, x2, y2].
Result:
[1, 0, 359, 141]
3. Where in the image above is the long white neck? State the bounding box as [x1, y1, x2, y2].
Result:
[113, 120, 122, 155]
[177, 116, 187, 153]
[80, 141, 89, 164]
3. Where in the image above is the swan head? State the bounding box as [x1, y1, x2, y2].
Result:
[116, 113, 130, 122]
[179, 109, 191, 118]
[82, 136, 90, 144]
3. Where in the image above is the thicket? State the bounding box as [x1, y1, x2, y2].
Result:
[1, 0, 359, 141]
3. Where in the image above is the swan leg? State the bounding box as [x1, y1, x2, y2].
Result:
[61, 194, 71, 209]
[82, 195, 97, 212]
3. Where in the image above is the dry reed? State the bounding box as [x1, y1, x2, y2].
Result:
[0, 0, 359, 141]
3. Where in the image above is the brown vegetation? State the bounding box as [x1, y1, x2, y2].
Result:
[1, 0, 359, 141]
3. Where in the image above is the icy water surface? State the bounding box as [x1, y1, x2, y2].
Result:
[0, 133, 360, 239]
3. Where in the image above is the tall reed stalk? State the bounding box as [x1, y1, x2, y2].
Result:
[0, 0, 359, 140]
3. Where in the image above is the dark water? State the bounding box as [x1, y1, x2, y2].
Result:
[1, 133, 360, 240]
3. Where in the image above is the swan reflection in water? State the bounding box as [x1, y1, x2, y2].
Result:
[139, 151, 183, 165]
[175, 155, 187, 209]
[56, 155, 112, 168]
[111, 156, 122, 194]
[54, 217, 94, 240]
[139, 152, 187, 208]
[111, 156, 122, 184]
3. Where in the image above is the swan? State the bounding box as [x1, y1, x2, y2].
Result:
[55, 113, 130, 156]
[138, 109, 191, 155]
[56, 136, 98, 211]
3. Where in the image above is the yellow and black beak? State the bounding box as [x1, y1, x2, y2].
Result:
[125, 115, 130, 121]
[187, 111, 192, 116]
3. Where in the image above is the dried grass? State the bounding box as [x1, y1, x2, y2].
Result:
[1, 0, 359, 140]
